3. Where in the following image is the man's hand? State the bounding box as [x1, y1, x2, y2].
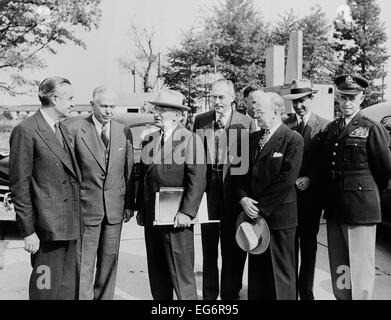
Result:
[136, 212, 144, 226]
[123, 209, 135, 223]
[24, 233, 40, 254]
[296, 176, 311, 191]
[174, 212, 192, 228]
[240, 197, 259, 219]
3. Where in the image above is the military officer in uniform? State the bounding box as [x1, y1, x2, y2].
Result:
[319, 75, 391, 300]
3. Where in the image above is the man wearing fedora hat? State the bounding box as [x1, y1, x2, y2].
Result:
[283, 82, 329, 300]
[133, 89, 206, 300]
[193, 79, 256, 300]
[236, 91, 303, 300]
[318, 75, 391, 300]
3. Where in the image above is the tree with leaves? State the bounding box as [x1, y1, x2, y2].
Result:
[119, 24, 159, 93]
[163, 0, 269, 109]
[203, 0, 269, 90]
[0, 0, 102, 95]
[270, 5, 336, 83]
[163, 28, 216, 111]
[333, 0, 389, 107]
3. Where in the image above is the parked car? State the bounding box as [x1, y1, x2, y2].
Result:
[362, 102, 391, 225]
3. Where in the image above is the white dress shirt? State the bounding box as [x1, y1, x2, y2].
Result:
[296, 112, 312, 126]
[40, 108, 58, 133]
[92, 115, 111, 140]
[215, 108, 232, 127]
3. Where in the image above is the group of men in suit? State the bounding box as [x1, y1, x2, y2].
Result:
[9, 78, 133, 300]
[9, 74, 391, 301]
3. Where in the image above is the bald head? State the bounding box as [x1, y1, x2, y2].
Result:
[91, 86, 118, 125]
[253, 92, 285, 129]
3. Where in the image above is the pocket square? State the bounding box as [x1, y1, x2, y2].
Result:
[119, 147, 125, 151]
[272, 152, 283, 158]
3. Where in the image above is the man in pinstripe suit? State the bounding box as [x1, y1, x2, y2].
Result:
[9, 77, 81, 300]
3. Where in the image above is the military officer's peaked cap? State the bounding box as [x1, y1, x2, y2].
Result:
[334, 74, 369, 95]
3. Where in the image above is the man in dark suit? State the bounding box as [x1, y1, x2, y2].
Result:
[283, 85, 329, 300]
[9, 77, 81, 300]
[193, 79, 256, 300]
[65, 86, 133, 300]
[319, 75, 391, 300]
[134, 89, 206, 300]
[237, 91, 303, 300]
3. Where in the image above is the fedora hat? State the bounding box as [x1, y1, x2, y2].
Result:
[235, 211, 270, 255]
[149, 89, 190, 111]
[283, 87, 319, 101]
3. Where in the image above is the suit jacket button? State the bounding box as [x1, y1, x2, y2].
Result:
[335, 143, 338, 147]
[63, 181, 67, 184]
[359, 186, 362, 190]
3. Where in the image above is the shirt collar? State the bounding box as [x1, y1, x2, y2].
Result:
[344, 110, 360, 125]
[162, 124, 178, 142]
[215, 108, 232, 126]
[40, 108, 57, 133]
[92, 115, 110, 133]
[267, 121, 282, 138]
[296, 112, 311, 124]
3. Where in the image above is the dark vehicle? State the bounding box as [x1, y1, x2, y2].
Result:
[362, 102, 391, 225]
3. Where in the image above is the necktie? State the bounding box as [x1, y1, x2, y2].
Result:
[160, 130, 166, 146]
[258, 129, 270, 150]
[337, 117, 346, 135]
[297, 116, 305, 135]
[215, 112, 225, 130]
[54, 123, 64, 148]
[101, 124, 109, 148]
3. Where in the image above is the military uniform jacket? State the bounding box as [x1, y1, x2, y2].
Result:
[320, 112, 391, 224]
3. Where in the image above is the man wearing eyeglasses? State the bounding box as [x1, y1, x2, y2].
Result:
[134, 89, 206, 300]
[193, 79, 256, 300]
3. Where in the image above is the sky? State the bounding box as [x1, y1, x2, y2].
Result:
[1, 0, 391, 105]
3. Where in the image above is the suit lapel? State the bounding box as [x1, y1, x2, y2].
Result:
[34, 110, 76, 178]
[257, 125, 284, 160]
[145, 130, 162, 176]
[80, 115, 106, 172]
[58, 122, 79, 179]
[107, 121, 122, 174]
[251, 131, 263, 163]
[336, 112, 363, 141]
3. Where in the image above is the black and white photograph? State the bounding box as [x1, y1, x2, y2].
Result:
[1, 0, 391, 307]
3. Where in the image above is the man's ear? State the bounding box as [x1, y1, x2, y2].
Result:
[359, 94, 365, 105]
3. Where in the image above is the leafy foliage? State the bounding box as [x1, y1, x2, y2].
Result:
[0, 0, 102, 95]
[333, 0, 389, 107]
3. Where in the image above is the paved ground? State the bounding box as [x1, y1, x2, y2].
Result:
[1, 218, 391, 300]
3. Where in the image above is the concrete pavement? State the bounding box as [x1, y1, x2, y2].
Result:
[1, 218, 391, 300]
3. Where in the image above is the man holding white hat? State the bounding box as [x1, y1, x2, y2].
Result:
[283, 82, 329, 300]
[236, 91, 303, 300]
[133, 89, 206, 300]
